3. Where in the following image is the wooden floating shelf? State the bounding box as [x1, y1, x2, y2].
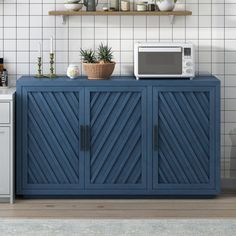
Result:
[49, 10, 192, 16]
[49, 10, 192, 24]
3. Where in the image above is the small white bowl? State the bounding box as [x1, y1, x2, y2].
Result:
[64, 3, 83, 11]
[67, 0, 80, 2]
[157, 0, 175, 11]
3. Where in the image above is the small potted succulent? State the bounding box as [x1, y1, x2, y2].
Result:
[157, 0, 177, 11]
[80, 43, 115, 80]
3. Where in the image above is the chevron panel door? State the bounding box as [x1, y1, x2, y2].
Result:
[84, 87, 147, 190]
[19, 87, 84, 193]
[153, 87, 217, 191]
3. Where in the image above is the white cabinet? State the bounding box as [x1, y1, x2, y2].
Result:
[0, 103, 10, 123]
[0, 127, 10, 195]
[0, 88, 15, 203]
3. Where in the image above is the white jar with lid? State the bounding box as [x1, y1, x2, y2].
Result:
[67, 64, 80, 79]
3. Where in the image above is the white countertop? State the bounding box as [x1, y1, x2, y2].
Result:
[0, 87, 16, 100]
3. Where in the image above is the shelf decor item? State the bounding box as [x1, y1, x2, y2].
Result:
[64, 1, 83, 11]
[84, 0, 98, 11]
[157, 0, 177, 11]
[48, 53, 57, 79]
[136, 2, 147, 11]
[80, 43, 115, 80]
[67, 64, 80, 79]
[121, 0, 130, 11]
[35, 42, 45, 78]
[147, 3, 156, 11]
[35, 57, 44, 78]
[47, 37, 57, 79]
[109, 0, 119, 11]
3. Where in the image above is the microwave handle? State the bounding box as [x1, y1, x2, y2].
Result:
[138, 47, 182, 53]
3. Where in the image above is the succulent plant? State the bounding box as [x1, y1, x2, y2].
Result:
[97, 43, 113, 63]
[80, 49, 97, 63]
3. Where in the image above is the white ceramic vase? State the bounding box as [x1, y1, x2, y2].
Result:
[157, 0, 175, 11]
[67, 64, 80, 79]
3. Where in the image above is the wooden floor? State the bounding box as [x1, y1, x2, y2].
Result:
[1, 194, 236, 219]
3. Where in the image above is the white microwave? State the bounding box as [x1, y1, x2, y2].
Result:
[134, 42, 195, 80]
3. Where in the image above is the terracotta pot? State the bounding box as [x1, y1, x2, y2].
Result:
[83, 62, 116, 80]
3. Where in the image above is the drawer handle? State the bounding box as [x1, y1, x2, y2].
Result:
[84, 125, 90, 151]
[80, 125, 85, 151]
[153, 125, 158, 151]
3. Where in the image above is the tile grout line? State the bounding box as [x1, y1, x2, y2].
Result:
[2, 0, 4, 63]
[224, 0, 226, 178]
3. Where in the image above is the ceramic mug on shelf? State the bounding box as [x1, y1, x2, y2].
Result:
[67, 64, 80, 79]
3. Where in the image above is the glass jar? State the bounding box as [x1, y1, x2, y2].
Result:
[109, 0, 119, 11]
[67, 64, 80, 79]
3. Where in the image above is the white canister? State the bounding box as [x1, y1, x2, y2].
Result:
[120, 0, 130, 11]
[67, 64, 80, 79]
[157, 0, 175, 11]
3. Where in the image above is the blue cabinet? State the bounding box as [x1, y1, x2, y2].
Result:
[17, 87, 85, 194]
[84, 87, 147, 190]
[152, 87, 220, 194]
[16, 76, 220, 196]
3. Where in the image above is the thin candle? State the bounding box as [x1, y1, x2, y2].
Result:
[50, 37, 53, 54]
[38, 42, 42, 58]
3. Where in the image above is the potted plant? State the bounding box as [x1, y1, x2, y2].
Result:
[157, 0, 177, 11]
[80, 43, 116, 80]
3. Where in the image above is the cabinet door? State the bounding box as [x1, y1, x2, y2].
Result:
[18, 87, 84, 194]
[153, 87, 219, 193]
[84, 87, 147, 190]
[0, 127, 10, 195]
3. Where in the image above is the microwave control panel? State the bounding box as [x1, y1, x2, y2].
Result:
[183, 47, 194, 76]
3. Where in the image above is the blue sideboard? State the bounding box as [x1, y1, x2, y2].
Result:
[16, 76, 220, 196]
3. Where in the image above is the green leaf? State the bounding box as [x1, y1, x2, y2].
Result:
[97, 43, 113, 63]
[80, 48, 97, 63]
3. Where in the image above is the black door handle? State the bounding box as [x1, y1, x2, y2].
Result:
[84, 125, 90, 151]
[153, 125, 158, 151]
[80, 125, 85, 151]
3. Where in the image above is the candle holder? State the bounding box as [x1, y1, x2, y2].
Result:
[47, 53, 57, 79]
[34, 57, 44, 78]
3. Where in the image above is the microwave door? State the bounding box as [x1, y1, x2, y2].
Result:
[138, 47, 182, 75]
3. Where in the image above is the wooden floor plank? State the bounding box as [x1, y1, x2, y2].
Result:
[0, 194, 236, 219]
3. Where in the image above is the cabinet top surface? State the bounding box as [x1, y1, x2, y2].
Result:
[0, 87, 15, 100]
[17, 75, 220, 86]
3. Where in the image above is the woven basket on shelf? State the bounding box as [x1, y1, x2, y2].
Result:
[83, 62, 116, 80]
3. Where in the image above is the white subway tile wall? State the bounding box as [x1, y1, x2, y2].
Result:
[0, 0, 236, 178]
